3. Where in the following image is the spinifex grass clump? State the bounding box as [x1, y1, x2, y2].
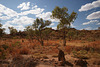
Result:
[1, 44, 9, 50]
[72, 50, 89, 59]
[0, 45, 7, 59]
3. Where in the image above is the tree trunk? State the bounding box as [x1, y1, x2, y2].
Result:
[63, 38, 66, 46]
[63, 28, 66, 46]
[39, 30, 44, 46]
[40, 40, 44, 46]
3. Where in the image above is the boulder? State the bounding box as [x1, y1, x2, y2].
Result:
[74, 59, 88, 67]
[58, 49, 66, 66]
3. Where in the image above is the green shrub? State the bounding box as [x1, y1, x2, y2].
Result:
[1, 44, 9, 50]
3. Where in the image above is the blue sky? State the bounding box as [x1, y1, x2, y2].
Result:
[0, 0, 100, 33]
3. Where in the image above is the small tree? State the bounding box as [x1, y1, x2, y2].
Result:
[25, 26, 34, 42]
[32, 18, 51, 46]
[8, 27, 17, 36]
[51, 6, 77, 46]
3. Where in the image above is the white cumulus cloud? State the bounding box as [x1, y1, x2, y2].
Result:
[71, 24, 76, 27]
[0, 3, 46, 34]
[15, 25, 25, 31]
[85, 27, 92, 30]
[19, 8, 44, 16]
[0, 2, 61, 33]
[2, 16, 34, 33]
[86, 11, 100, 20]
[17, 2, 30, 10]
[50, 23, 55, 26]
[36, 12, 59, 22]
[96, 22, 100, 25]
[10, 16, 34, 25]
[0, 13, 2, 16]
[3, 23, 25, 33]
[0, 16, 11, 20]
[32, 5, 38, 9]
[79, 0, 100, 12]
[82, 20, 99, 25]
[52, 27, 57, 30]
[0, 4, 18, 20]
[36, 12, 51, 20]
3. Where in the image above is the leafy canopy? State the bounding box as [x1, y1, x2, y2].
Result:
[51, 6, 77, 29]
[32, 18, 51, 46]
[32, 18, 51, 30]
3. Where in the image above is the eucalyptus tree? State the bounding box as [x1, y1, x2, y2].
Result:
[32, 18, 51, 46]
[51, 6, 77, 46]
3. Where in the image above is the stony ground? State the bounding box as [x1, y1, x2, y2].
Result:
[0, 39, 100, 67]
[0, 54, 100, 67]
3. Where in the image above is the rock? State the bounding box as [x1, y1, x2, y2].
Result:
[74, 59, 88, 67]
[58, 49, 66, 66]
[65, 61, 73, 67]
[58, 49, 65, 61]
